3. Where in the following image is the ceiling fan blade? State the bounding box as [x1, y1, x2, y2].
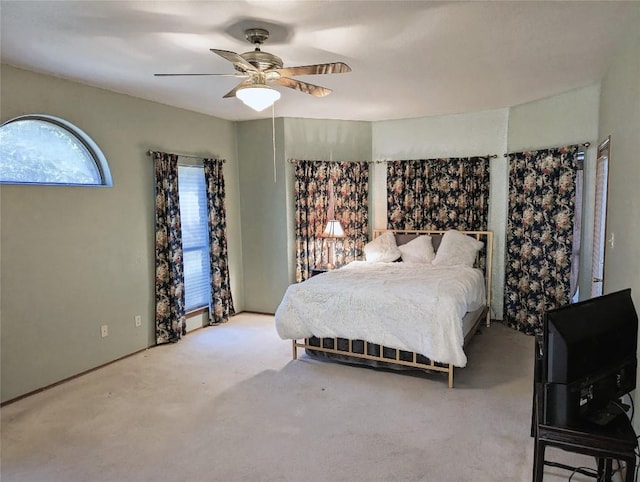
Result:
[275, 77, 332, 97]
[210, 49, 257, 73]
[223, 79, 254, 98]
[154, 73, 247, 77]
[272, 62, 351, 77]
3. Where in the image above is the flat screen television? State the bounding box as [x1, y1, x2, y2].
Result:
[541, 288, 638, 427]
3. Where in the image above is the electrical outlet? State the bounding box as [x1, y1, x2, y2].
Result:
[101, 325, 109, 338]
[134, 315, 142, 327]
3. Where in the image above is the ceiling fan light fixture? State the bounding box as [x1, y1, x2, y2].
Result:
[236, 85, 281, 112]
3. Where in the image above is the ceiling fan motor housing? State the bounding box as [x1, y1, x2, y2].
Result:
[237, 28, 283, 72]
[239, 50, 283, 71]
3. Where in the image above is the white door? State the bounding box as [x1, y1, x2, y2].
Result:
[591, 137, 610, 297]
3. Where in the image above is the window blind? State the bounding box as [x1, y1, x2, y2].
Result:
[178, 165, 211, 311]
[591, 140, 609, 297]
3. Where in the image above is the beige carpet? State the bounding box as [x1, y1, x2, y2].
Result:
[1, 313, 603, 481]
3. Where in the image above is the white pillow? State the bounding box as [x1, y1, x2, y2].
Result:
[398, 235, 435, 264]
[363, 231, 401, 262]
[432, 229, 484, 267]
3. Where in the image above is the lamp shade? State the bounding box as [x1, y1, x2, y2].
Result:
[322, 220, 345, 238]
[236, 85, 281, 112]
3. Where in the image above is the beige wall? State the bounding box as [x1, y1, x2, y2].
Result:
[236, 118, 287, 313]
[596, 6, 640, 432]
[598, 11, 640, 299]
[237, 117, 372, 313]
[2, 10, 638, 403]
[0, 66, 243, 403]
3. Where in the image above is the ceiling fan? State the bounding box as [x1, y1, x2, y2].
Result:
[155, 28, 352, 111]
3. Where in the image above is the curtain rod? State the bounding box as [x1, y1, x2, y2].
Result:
[287, 159, 374, 164]
[287, 155, 498, 164]
[373, 154, 498, 164]
[503, 142, 591, 157]
[147, 149, 225, 162]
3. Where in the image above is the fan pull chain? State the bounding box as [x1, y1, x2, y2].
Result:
[272, 103, 277, 183]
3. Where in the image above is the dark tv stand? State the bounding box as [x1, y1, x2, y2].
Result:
[532, 383, 637, 481]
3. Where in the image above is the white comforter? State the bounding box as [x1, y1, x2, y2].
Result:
[275, 261, 486, 367]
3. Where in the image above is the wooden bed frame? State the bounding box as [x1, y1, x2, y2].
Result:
[291, 229, 494, 388]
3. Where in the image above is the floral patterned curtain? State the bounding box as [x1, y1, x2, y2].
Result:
[294, 160, 369, 282]
[504, 145, 580, 335]
[387, 157, 490, 230]
[153, 151, 186, 343]
[203, 158, 235, 325]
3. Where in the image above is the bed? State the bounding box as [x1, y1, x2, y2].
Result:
[275, 229, 493, 387]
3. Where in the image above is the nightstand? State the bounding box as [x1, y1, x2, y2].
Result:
[310, 267, 330, 277]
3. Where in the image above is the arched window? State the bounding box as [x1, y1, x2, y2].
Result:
[0, 114, 112, 186]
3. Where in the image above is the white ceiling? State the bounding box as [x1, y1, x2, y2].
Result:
[1, 1, 637, 122]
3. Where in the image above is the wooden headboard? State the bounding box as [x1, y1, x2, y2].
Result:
[373, 229, 494, 326]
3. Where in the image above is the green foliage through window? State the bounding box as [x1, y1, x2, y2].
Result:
[0, 114, 112, 186]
